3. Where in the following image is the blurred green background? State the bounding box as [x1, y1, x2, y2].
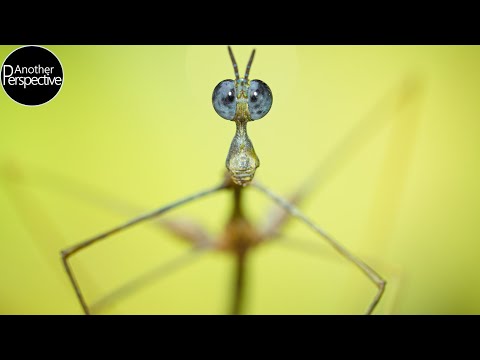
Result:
[0, 45, 479, 314]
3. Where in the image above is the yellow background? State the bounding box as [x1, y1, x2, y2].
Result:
[0, 46, 479, 314]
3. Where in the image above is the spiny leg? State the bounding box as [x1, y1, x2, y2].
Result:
[253, 181, 386, 315]
[61, 183, 226, 314]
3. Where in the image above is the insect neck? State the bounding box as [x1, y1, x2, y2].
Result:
[231, 182, 245, 219]
[225, 105, 260, 186]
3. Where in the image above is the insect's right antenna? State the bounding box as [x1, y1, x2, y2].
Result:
[244, 49, 256, 81]
[228, 46, 240, 81]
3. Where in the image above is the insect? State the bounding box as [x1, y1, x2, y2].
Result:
[59, 46, 386, 315]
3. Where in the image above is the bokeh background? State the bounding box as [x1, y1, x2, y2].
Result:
[0, 45, 479, 314]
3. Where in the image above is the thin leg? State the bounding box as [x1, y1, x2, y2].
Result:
[61, 183, 226, 314]
[253, 181, 386, 315]
[273, 235, 404, 315]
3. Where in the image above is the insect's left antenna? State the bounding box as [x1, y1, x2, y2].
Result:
[244, 49, 256, 81]
[228, 46, 240, 80]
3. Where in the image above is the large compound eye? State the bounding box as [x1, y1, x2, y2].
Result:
[212, 80, 236, 120]
[248, 80, 273, 120]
